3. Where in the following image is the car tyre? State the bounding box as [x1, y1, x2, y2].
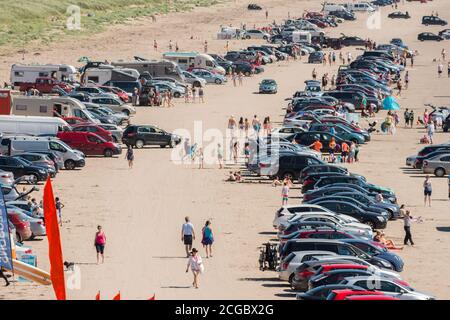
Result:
[215, 78, 223, 84]
[246, 35, 251, 40]
[174, 92, 181, 98]
[104, 149, 113, 157]
[64, 160, 76, 170]
[135, 139, 144, 149]
[288, 273, 295, 285]
[122, 109, 131, 116]
[27, 173, 39, 185]
[245, 71, 251, 76]
[16, 232, 23, 243]
[364, 220, 375, 229]
[434, 168, 446, 177]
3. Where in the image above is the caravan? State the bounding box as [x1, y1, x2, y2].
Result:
[10, 64, 77, 88]
[162, 52, 226, 75]
[82, 65, 139, 85]
[292, 31, 312, 43]
[112, 59, 186, 83]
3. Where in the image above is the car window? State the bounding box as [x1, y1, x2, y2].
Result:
[315, 244, 337, 252]
[337, 244, 353, 255]
[380, 281, 403, 293]
[137, 127, 151, 133]
[440, 156, 450, 162]
[309, 232, 330, 239]
[49, 141, 66, 152]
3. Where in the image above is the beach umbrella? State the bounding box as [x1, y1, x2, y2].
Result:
[78, 56, 90, 63]
[382, 96, 401, 111]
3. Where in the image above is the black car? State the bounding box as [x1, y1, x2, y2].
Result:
[0, 156, 49, 184]
[308, 52, 324, 64]
[299, 164, 348, 183]
[231, 61, 254, 76]
[322, 90, 367, 110]
[418, 32, 444, 42]
[329, 10, 355, 21]
[422, 16, 448, 26]
[297, 284, 364, 300]
[444, 115, 450, 132]
[339, 36, 368, 47]
[289, 132, 352, 153]
[247, 3, 262, 10]
[388, 11, 410, 19]
[308, 269, 373, 290]
[122, 125, 181, 149]
[272, 154, 325, 180]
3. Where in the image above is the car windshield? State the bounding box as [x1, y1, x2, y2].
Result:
[15, 157, 32, 166]
[262, 80, 275, 85]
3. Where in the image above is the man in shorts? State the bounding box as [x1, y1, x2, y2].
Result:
[181, 216, 196, 257]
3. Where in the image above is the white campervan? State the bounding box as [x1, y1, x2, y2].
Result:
[82, 66, 139, 85]
[0, 115, 69, 136]
[0, 136, 85, 170]
[322, 3, 348, 13]
[162, 52, 225, 75]
[10, 64, 77, 87]
[344, 2, 376, 12]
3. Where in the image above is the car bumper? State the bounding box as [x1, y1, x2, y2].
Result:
[291, 277, 308, 291]
[75, 159, 86, 168]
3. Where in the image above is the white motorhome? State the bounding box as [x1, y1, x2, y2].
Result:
[162, 52, 225, 75]
[344, 2, 376, 12]
[292, 31, 312, 43]
[322, 3, 348, 13]
[0, 115, 69, 136]
[82, 65, 139, 85]
[112, 59, 186, 83]
[10, 96, 98, 123]
[10, 64, 77, 87]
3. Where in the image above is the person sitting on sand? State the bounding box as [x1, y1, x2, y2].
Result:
[373, 230, 403, 250]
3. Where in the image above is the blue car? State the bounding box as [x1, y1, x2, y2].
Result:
[341, 239, 404, 272]
[191, 69, 227, 85]
[259, 79, 278, 94]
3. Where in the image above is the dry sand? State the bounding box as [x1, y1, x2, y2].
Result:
[1, 0, 450, 300]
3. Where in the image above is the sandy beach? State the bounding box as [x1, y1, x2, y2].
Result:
[1, 0, 450, 300]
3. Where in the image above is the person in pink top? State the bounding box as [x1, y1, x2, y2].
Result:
[94, 225, 106, 264]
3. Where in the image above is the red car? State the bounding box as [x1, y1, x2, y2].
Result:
[327, 289, 384, 300]
[69, 123, 113, 142]
[8, 212, 32, 242]
[57, 132, 121, 157]
[345, 295, 399, 300]
[99, 86, 130, 103]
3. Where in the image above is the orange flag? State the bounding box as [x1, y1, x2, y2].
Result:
[113, 292, 121, 300]
[95, 291, 101, 300]
[43, 177, 66, 300]
[149, 294, 156, 300]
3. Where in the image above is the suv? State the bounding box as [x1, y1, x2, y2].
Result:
[122, 125, 181, 149]
[260, 153, 325, 180]
[0, 156, 48, 184]
[422, 16, 448, 26]
[322, 91, 367, 110]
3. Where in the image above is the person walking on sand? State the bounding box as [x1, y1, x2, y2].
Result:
[442, 48, 446, 61]
[404, 71, 409, 89]
[125, 145, 134, 168]
[198, 87, 204, 103]
[312, 68, 317, 80]
[403, 211, 414, 246]
[94, 225, 106, 264]
[181, 217, 195, 257]
[201, 221, 214, 258]
[426, 121, 435, 144]
[204, 41, 208, 53]
[55, 197, 64, 227]
[186, 248, 204, 289]
[438, 62, 444, 77]
[281, 182, 290, 205]
[238, 72, 243, 86]
[423, 175, 432, 207]
[217, 143, 224, 169]
[232, 72, 237, 87]
[153, 40, 158, 51]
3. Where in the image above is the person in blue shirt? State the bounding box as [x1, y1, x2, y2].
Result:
[201, 220, 214, 258]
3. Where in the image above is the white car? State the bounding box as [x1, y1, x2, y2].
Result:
[89, 96, 136, 116]
[278, 251, 337, 282]
[182, 71, 207, 87]
[271, 126, 307, 139]
[244, 29, 271, 40]
[283, 114, 312, 128]
[273, 205, 335, 228]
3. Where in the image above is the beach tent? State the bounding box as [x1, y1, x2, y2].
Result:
[383, 96, 400, 111]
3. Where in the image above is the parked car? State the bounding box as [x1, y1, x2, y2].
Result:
[243, 29, 270, 40]
[308, 52, 324, 64]
[97, 124, 123, 144]
[438, 29, 450, 40]
[8, 212, 32, 242]
[388, 11, 411, 19]
[418, 32, 444, 42]
[422, 16, 448, 26]
[296, 284, 364, 300]
[0, 169, 14, 185]
[259, 79, 278, 94]
[191, 69, 227, 84]
[58, 132, 121, 157]
[299, 165, 348, 183]
[0, 156, 48, 184]
[258, 153, 325, 180]
[289, 132, 352, 153]
[308, 269, 376, 290]
[181, 71, 207, 87]
[69, 123, 114, 142]
[339, 36, 369, 47]
[28, 151, 64, 171]
[89, 96, 136, 115]
[7, 206, 45, 238]
[122, 125, 181, 149]
[13, 154, 57, 178]
[422, 154, 450, 177]
[279, 251, 337, 282]
[326, 289, 385, 300]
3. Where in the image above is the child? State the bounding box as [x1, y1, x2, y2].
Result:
[281, 182, 289, 205]
[55, 197, 64, 226]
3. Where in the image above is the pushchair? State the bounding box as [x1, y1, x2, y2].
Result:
[258, 242, 278, 271]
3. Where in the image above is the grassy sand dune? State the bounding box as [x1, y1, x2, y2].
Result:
[0, 0, 219, 51]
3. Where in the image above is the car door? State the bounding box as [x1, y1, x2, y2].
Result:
[136, 126, 154, 145]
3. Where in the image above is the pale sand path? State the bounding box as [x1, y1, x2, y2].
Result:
[1, 0, 450, 299]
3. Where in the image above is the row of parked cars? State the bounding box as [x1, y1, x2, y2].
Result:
[406, 141, 450, 177]
[268, 162, 434, 300]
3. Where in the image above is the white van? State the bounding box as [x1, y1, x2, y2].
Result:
[344, 2, 376, 12]
[162, 52, 226, 75]
[322, 3, 348, 13]
[0, 136, 85, 170]
[292, 31, 312, 43]
[0, 115, 69, 136]
[82, 66, 138, 85]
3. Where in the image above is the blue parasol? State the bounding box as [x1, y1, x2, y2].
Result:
[382, 96, 400, 111]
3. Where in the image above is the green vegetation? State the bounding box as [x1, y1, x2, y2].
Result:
[0, 0, 219, 51]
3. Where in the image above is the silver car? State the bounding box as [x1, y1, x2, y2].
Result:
[340, 276, 435, 300]
[97, 124, 123, 144]
[7, 205, 46, 238]
[279, 251, 337, 282]
[182, 71, 207, 87]
[0, 169, 14, 185]
[422, 153, 450, 177]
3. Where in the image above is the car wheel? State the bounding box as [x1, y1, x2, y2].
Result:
[27, 173, 39, 185]
[434, 168, 446, 177]
[174, 92, 181, 98]
[263, 36, 268, 40]
[288, 273, 295, 284]
[64, 160, 76, 170]
[215, 78, 222, 84]
[135, 139, 144, 149]
[112, 136, 118, 143]
[246, 35, 251, 39]
[160, 145, 166, 148]
[104, 149, 113, 157]
[122, 109, 130, 116]
[245, 71, 251, 76]
[194, 81, 201, 87]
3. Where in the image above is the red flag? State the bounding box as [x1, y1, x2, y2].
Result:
[148, 294, 156, 300]
[113, 292, 121, 300]
[95, 291, 101, 300]
[43, 177, 66, 300]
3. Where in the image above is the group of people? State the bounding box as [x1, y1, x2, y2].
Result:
[181, 217, 214, 289]
[184, 85, 205, 104]
[227, 115, 273, 138]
